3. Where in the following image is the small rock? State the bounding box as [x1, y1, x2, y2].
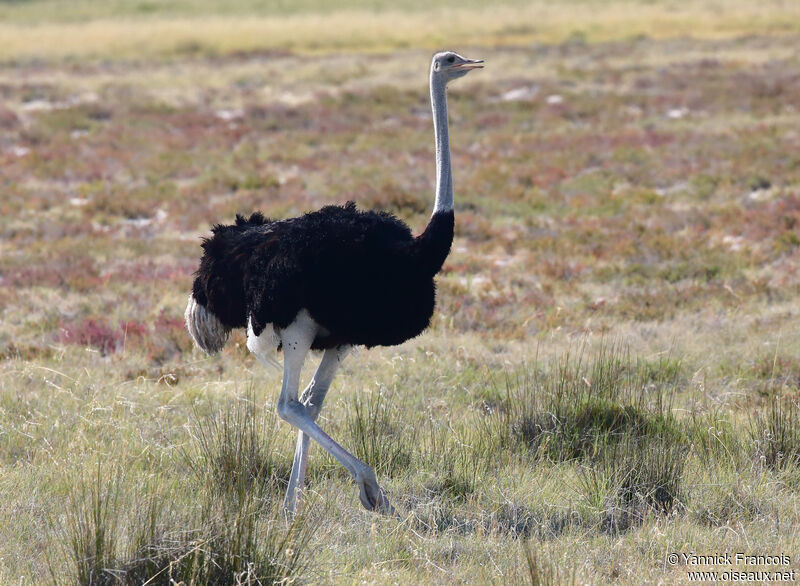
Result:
[666, 107, 689, 119]
[500, 86, 539, 102]
[214, 108, 244, 121]
[21, 100, 55, 112]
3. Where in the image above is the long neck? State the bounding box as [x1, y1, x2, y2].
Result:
[408, 72, 455, 278]
[431, 73, 453, 214]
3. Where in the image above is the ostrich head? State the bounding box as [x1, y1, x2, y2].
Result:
[431, 51, 484, 83]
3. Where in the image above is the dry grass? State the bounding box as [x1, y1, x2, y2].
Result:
[2, 2, 800, 583]
[0, 1, 799, 62]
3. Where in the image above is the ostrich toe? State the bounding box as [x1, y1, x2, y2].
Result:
[356, 469, 396, 515]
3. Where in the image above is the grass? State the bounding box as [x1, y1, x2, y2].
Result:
[751, 394, 800, 470]
[50, 400, 312, 585]
[2, 1, 800, 583]
[506, 347, 684, 462]
[58, 466, 121, 586]
[0, 1, 798, 62]
[347, 390, 414, 479]
[186, 391, 291, 495]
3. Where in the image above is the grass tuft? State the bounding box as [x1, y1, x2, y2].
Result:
[420, 421, 493, 503]
[498, 345, 689, 532]
[508, 345, 684, 464]
[53, 402, 311, 585]
[186, 393, 291, 498]
[117, 491, 311, 585]
[56, 465, 122, 586]
[751, 395, 800, 470]
[347, 391, 413, 478]
[520, 541, 572, 586]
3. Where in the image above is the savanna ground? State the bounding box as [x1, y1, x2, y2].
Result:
[2, 0, 800, 583]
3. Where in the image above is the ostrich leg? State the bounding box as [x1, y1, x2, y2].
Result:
[283, 344, 352, 514]
[273, 313, 394, 514]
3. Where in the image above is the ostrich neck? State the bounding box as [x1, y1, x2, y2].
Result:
[408, 72, 455, 278]
[431, 75, 453, 214]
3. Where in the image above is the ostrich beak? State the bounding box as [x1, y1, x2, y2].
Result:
[453, 58, 484, 70]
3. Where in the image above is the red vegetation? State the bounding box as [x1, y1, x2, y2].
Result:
[59, 312, 191, 360]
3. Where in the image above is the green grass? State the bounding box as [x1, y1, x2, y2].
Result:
[2, 6, 800, 583]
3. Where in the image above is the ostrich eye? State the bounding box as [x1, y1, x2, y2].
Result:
[447, 56, 455, 64]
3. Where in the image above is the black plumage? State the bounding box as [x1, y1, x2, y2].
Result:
[190, 201, 454, 351]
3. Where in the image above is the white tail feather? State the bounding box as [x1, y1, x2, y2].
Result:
[185, 295, 231, 355]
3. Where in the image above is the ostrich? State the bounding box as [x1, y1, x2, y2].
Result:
[185, 51, 483, 515]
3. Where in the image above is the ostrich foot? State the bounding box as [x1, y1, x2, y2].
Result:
[356, 468, 396, 516]
[282, 490, 302, 519]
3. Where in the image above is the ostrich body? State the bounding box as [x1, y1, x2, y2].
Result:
[186, 51, 482, 514]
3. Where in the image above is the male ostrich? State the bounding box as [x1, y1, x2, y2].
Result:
[185, 51, 483, 515]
